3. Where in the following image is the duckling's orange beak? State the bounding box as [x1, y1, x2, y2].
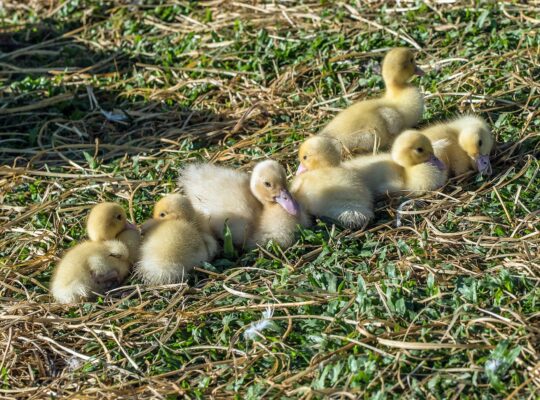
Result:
[274, 189, 300, 215]
[296, 163, 307, 175]
[414, 66, 425, 76]
[476, 155, 492, 176]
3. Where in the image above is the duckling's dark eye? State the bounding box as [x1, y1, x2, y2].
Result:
[416, 147, 424, 153]
[303, 155, 307, 160]
[116, 214, 122, 221]
[159, 212, 166, 218]
[478, 140, 483, 147]
[264, 181, 271, 188]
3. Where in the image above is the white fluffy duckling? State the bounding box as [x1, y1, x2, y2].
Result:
[51, 203, 141, 304]
[422, 115, 494, 176]
[291, 136, 374, 229]
[136, 194, 218, 285]
[345, 130, 448, 194]
[320, 47, 424, 153]
[179, 160, 306, 249]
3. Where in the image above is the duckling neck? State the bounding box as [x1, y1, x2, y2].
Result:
[384, 82, 423, 128]
[260, 203, 296, 227]
[403, 163, 428, 187]
[384, 79, 413, 98]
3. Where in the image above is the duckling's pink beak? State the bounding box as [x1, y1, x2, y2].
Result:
[274, 189, 300, 216]
[427, 154, 446, 171]
[476, 155, 492, 176]
[125, 221, 138, 231]
[296, 163, 307, 175]
[414, 66, 425, 76]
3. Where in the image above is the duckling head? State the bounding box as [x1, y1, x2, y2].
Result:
[457, 117, 494, 175]
[297, 136, 341, 174]
[250, 160, 300, 215]
[87, 202, 135, 241]
[392, 130, 445, 170]
[153, 194, 196, 222]
[382, 48, 424, 88]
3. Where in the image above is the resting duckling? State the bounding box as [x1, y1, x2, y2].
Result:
[136, 194, 218, 285]
[51, 203, 141, 304]
[320, 47, 424, 153]
[291, 136, 374, 229]
[345, 130, 447, 194]
[422, 115, 494, 176]
[179, 160, 307, 249]
[247, 160, 309, 249]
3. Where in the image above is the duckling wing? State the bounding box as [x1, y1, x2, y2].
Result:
[292, 168, 374, 229]
[136, 220, 213, 284]
[377, 106, 404, 136]
[179, 164, 261, 245]
[321, 100, 401, 153]
[343, 154, 403, 196]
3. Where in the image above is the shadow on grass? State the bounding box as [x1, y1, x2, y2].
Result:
[0, 16, 256, 168]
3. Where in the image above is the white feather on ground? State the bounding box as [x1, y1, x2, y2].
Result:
[243, 306, 274, 340]
[395, 199, 427, 227]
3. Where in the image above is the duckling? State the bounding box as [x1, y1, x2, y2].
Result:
[136, 194, 218, 285]
[422, 115, 494, 176]
[247, 159, 309, 249]
[179, 160, 307, 249]
[291, 136, 374, 229]
[320, 47, 424, 153]
[51, 203, 141, 304]
[344, 130, 447, 194]
[391, 130, 448, 192]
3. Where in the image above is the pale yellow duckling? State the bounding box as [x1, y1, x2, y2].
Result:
[136, 194, 218, 285]
[422, 115, 494, 176]
[51, 203, 141, 304]
[179, 160, 307, 249]
[291, 136, 374, 229]
[247, 160, 310, 249]
[320, 47, 424, 153]
[345, 130, 447, 194]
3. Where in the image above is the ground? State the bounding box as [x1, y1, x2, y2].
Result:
[0, 1, 539, 399]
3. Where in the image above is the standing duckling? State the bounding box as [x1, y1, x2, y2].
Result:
[136, 194, 218, 285]
[422, 115, 494, 176]
[320, 48, 424, 153]
[291, 136, 374, 229]
[179, 160, 307, 249]
[50, 203, 141, 304]
[345, 130, 447, 194]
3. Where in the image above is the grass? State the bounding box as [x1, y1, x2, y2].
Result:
[0, 0, 539, 398]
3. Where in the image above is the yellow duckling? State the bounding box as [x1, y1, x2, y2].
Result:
[136, 194, 218, 285]
[320, 47, 424, 153]
[247, 160, 309, 249]
[50, 203, 141, 304]
[345, 130, 448, 194]
[422, 115, 494, 176]
[179, 160, 307, 249]
[291, 136, 374, 229]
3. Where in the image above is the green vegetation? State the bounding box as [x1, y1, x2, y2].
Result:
[0, 1, 538, 398]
